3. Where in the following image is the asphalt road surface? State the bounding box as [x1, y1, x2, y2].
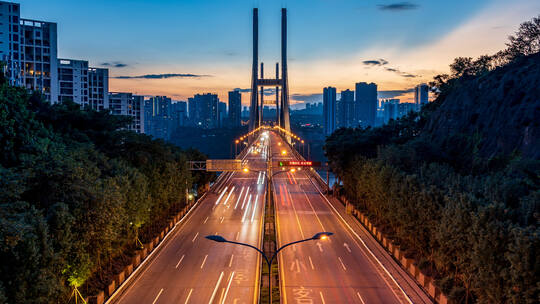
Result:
[269, 131, 432, 304]
[110, 130, 431, 304]
[111, 134, 270, 304]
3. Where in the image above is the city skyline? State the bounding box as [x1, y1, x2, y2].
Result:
[13, 0, 540, 105]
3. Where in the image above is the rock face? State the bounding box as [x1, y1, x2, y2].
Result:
[424, 53, 540, 159]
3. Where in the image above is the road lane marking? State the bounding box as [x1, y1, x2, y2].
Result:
[215, 187, 228, 205]
[316, 242, 323, 252]
[235, 231, 239, 240]
[222, 271, 236, 304]
[274, 177, 287, 304]
[220, 217, 224, 223]
[338, 257, 347, 271]
[308, 256, 315, 270]
[301, 190, 326, 231]
[285, 186, 305, 239]
[242, 194, 252, 223]
[250, 194, 259, 223]
[319, 291, 326, 304]
[151, 288, 163, 304]
[175, 254, 185, 269]
[223, 186, 235, 206]
[201, 254, 208, 269]
[184, 288, 193, 304]
[356, 292, 367, 304]
[203, 217, 209, 224]
[192, 232, 199, 242]
[229, 254, 234, 267]
[234, 186, 245, 209]
[208, 272, 225, 304]
[344, 243, 352, 253]
[241, 186, 250, 209]
[218, 288, 225, 303]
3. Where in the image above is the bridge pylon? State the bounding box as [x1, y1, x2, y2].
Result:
[248, 8, 291, 137]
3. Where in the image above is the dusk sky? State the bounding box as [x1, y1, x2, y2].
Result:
[18, 0, 540, 106]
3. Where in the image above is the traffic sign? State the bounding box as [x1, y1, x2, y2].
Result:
[278, 161, 321, 167]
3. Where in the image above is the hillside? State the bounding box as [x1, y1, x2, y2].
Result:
[425, 53, 540, 159]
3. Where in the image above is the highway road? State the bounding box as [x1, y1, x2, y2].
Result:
[110, 134, 270, 304]
[270, 131, 432, 304]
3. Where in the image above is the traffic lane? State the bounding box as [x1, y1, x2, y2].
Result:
[292, 172, 403, 302]
[115, 172, 264, 303]
[274, 176, 401, 304]
[274, 179, 359, 303]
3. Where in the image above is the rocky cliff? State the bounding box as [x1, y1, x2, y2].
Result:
[424, 53, 540, 159]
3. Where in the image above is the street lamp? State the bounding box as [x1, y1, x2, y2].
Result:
[206, 231, 334, 304]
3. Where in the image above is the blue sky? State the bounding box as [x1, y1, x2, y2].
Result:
[16, 0, 540, 104]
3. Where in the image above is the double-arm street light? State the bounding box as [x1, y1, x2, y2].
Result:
[206, 231, 334, 304]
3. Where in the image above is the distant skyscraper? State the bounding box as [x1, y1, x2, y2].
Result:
[88, 67, 109, 111]
[170, 101, 187, 135]
[414, 83, 429, 111]
[228, 90, 242, 127]
[382, 99, 399, 124]
[218, 101, 227, 127]
[57, 59, 88, 105]
[337, 89, 355, 128]
[144, 96, 173, 140]
[398, 102, 416, 118]
[323, 86, 337, 135]
[109, 92, 144, 133]
[355, 82, 377, 128]
[189, 93, 219, 129]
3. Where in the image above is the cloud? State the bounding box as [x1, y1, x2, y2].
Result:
[291, 93, 323, 103]
[377, 88, 414, 99]
[362, 59, 388, 66]
[377, 2, 419, 11]
[113, 73, 210, 79]
[384, 67, 418, 78]
[101, 61, 129, 68]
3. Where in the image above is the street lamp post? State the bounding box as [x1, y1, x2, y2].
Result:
[206, 232, 334, 304]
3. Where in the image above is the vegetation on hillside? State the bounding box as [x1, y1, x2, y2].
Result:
[325, 16, 540, 304]
[0, 73, 213, 302]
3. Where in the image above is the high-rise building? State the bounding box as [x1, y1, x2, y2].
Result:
[414, 83, 429, 111]
[0, 1, 21, 86]
[57, 59, 88, 105]
[171, 101, 187, 129]
[189, 93, 219, 129]
[144, 96, 173, 140]
[0, 1, 59, 102]
[109, 92, 144, 133]
[337, 89, 355, 128]
[218, 101, 227, 127]
[88, 67, 109, 111]
[398, 102, 416, 118]
[228, 90, 242, 127]
[323, 86, 336, 135]
[382, 99, 399, 124]
[355, 82, 377, 128]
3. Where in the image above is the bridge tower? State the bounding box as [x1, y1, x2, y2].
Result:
[249, 8, 291, 135]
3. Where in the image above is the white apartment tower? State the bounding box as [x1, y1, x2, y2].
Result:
[0, 1, 58, 102]
[109, 92, 145, 134]
[88, 67, 109, 111]
[57, 58, 88, 105]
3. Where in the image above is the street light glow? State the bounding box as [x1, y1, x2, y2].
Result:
[281, 150, 287, 155]
[312, 232, 334, 240]
[243, 168, 249, 173]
